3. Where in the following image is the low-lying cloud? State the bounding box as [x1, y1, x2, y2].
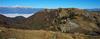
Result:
[2, 13, 33, 18]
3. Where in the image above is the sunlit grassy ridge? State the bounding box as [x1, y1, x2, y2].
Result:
[0, 27, 100, 39]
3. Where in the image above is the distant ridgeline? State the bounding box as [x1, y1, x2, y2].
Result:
[85, 8, 100, 12]
[0, 6, 44, 14]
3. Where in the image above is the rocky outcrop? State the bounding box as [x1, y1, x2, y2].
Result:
[46, 8, 100, 35]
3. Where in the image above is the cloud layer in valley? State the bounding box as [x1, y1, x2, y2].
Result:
[2, 13, 33, 18]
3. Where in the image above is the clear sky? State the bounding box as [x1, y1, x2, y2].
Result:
[0, 0, 100, 9]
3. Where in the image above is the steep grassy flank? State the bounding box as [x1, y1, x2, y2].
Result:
[17, 8, 100, 35]
[0, 27, 100, 39]
[46, 8, 100, 35]
[0, 19, 29, 30]
[19, 9, 57, 29]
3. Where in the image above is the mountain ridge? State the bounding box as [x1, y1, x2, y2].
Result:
[17, 8, 100, 35]
[85, 8, 100, 11]
[0, 6, 44, 14]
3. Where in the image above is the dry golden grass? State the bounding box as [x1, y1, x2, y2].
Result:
[0, 27, 100, 39]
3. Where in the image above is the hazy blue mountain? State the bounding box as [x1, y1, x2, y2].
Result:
[0, 6, 44, 14]
[85, 8, 100, 12]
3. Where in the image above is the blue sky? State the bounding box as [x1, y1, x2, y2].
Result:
[0, 0, 100, 9]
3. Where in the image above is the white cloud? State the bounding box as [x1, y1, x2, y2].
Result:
[2, 13, 34, 18]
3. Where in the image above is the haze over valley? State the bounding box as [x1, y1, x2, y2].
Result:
[0, 5, 100, 18]
[0, 5, 44, 18]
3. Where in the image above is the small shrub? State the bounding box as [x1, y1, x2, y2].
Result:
[14, 26, 18, 29]
[51, 37, 56, 39]
[58, 8, 62, 13]
[44, 19, 47, 21]
[54, 19, 58, 23]
[57, 27, 61, 31]
[45, 9, 47, 11]
[93, 16, 97, 19]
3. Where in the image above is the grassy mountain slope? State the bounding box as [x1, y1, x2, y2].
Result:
[47, 8, 100, 35]
[18, 8, 100, 35]
[0, 14, 29, 29]
[18, 9, 57, 30]
[0, 27, 100, 39]
[0, 8, 100, 39]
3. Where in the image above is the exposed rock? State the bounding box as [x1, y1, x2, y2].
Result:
[89, 31, 99, 35]
[0, 30, 1, 32]
[60, 25, 66, 32]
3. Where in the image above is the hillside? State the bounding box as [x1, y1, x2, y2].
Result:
[18, 9, 57, 30]
[0, 8, 100, 39]
[0, 14, 26, 22]
[0, 27, 100, 39]
[11, 16, 26, 21]
[0, 14, 14, 22]
[0, 14, 29, 29]
[17, 8, 100, 35]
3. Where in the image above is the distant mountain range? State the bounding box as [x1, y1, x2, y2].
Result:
[85, 8, 100, 11]
[0, 6, 100, 14]
[0, 6, 44, 14]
